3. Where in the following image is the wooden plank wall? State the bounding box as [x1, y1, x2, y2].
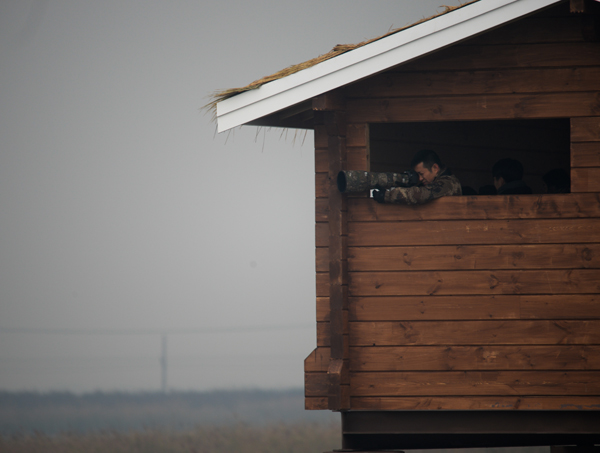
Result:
[306, 2, 600, 411]
[572, 117, 600, 192]
[345, 194, 600, 410]
[305, 98, 370, 410]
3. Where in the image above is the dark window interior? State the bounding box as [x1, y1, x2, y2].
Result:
[369, 119, 570, 194]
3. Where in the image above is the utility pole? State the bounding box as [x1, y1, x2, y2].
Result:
[160, 334, 167, 393]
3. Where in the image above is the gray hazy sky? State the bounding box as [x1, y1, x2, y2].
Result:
[0, 0, 464, 393]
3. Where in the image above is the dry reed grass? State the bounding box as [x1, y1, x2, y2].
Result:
[205, 0, 480, 113]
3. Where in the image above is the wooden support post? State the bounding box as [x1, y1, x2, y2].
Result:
[571, 0, 600, 14]
[314, 92, 350, 411]
[571, 0, 587, 12]
[572, 0, 600, 41]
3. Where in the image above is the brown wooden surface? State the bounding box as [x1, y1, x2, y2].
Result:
[571, 0, 586, 13]
[316, 247, 328, 272]
[346, 92, 600, 123]
[460, 15, 585, 45]
[315, 172, 328, 198]
[572, 142, 600, 167]
[572, 117, 600, 142]
[328, 358, 345, 410]
[398, 42, 600, 72]
[315, 222, 328, 247]
[347, 146, 368, 170]
[347, 194, 600, 221]
[348, 219, 600, 247]
[317, 322, 329, 347]
[305, 372, 329, 397]
[314, 125, 328, 148]
[347, 67, 600, 99]
[305, 373, 348, 407]
[350, 345, 600, 371]
[313, 91, 345, 112]
[307, 5, 600, 412]
[304, 347, 330, 372]
[314, 148, 328, 173]
[317, 324, 350, 352]
[315, 198, 328, 222]
[348, 244, 600, 271]
[305, 396, 328, 410]
[348, 295, 600, 321]
[316, 272, 328, 297]
[351, 371, 600, 396]
[349, 320, 600, 346]
[350, 396, 600, 410]
[327, 134, 346, 358]
[349, 269, 600, 296]
[316, 296, 329, 322]
[572, 167, 600, 192]
[346, 123, 367, 147]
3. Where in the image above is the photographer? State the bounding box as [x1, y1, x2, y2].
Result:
[373, 149, 462, 204]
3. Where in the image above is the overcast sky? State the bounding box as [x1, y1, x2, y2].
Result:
[0, 0, 464, 393]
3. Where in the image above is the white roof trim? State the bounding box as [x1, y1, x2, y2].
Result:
[216, 0, 562, 132]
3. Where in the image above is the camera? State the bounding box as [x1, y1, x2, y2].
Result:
[337, 170, 419, 193]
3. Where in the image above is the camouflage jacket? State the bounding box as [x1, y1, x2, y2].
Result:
[384, 168, 462, 205]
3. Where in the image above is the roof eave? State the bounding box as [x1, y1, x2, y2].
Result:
[216, 0, 562, 133]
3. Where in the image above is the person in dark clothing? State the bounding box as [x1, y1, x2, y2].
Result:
[461, 186, 477, 195]
[478, 184, 497, 195]
[492, 158, 532, 195]
[543, 168, 570, 193]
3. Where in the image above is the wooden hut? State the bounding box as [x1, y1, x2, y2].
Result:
[213, 0, 600, 450]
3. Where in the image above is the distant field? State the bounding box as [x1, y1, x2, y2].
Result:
[0, 388, 337, 435]
[0, 390, 553, 453]
[0, 422, 341, 453]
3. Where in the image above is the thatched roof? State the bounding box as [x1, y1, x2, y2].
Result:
[207, 0, 480, 111]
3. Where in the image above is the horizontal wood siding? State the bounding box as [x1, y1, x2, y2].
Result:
[346, 192, 600, 408]
[351, 371, 600, 396]
[350, 396, 600, 410]
[348, 244, 600, 271]
[346, 91, 599, 124]
[349, 218, 600, 246]
[351, 345, 600, 371]
[347, 194, 600, 221]
[349, 295, 600, 321]
[311, 5, 600, 411]
[572, 117, 600, 192]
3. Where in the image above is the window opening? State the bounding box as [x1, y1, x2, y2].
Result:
[369, 119, 570, 195]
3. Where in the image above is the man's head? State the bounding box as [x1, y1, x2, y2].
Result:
[492, 158, 524, 190]
[411, 149, 442, 184]
[542, 168, 570, 193]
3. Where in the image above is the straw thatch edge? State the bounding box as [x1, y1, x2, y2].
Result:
[204, 1, 480, 117]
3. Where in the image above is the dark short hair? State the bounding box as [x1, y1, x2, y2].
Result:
[492, 158, 524, 183]
[411, 149, 441, 170]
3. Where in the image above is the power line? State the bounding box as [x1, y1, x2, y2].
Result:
[0, 324, 314, 335]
